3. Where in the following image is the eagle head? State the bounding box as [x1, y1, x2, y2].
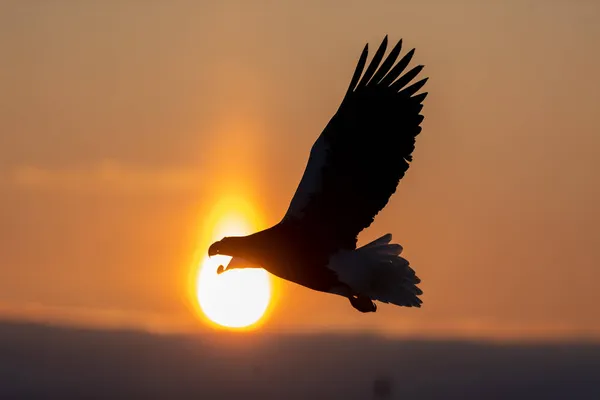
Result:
[208, 236, 260, 275]
[208, 237, 235, 257]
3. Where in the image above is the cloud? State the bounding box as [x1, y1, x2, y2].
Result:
[4, 161, 204, 194]
[2, 297, 599, 343]
[1, 320, 600, 399]
[0, 301, 197, 334]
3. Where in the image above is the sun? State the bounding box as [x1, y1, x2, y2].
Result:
[197, 256, 271, 329]
[195, 201, 272, 329]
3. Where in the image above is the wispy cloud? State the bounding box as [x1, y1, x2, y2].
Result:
[0, 300, 198, 334]
[3, 161, 205, 194]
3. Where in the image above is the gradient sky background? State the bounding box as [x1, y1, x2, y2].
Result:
[1, 0, 599, 341]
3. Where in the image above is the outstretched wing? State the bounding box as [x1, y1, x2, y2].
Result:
[283, 36, 428, 250]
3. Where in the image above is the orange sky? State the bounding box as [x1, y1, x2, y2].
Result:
[1, 0, 599, 341]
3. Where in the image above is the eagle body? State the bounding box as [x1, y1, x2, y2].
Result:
[217, 223, 342, 293]
[209, 36, 427, 312]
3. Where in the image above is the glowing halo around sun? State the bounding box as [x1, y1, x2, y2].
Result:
[195, 199, 272, 329]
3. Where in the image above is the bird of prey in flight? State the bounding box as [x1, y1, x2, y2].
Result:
[209, 36, 427, 313]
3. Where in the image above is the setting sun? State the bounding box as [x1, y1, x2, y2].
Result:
[195, 199, 272, 329]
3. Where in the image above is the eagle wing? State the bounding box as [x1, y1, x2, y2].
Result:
[283, 36, 428, 250]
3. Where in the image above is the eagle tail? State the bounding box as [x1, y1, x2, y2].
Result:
[328, 234, 423, 308]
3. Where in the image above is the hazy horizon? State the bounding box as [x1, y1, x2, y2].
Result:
[2, 320, 600, 399]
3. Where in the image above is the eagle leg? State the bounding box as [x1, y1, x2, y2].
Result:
[349, 295, 377, 313]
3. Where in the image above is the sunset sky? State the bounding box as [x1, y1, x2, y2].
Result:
[1, 0, 599, 341]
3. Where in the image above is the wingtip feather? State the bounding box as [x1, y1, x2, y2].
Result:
[357, 36, 389, 88]
[390, 64, 424, 92]
[371, 38, 403, 85]
[380, 48, 416, 86]
[399, 77, 429, 97]
[345, 43, 369, 95]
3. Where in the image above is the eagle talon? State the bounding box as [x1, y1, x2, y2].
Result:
[349, 295, 377, 313]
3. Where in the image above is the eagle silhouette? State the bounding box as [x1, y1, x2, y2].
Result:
[209, 36, 427, 313]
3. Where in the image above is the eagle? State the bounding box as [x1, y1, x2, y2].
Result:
[208, 36, 427, 313]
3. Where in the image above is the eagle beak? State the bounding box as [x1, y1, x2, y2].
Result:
[216, 257, 250, 275]
[208, 243, 219, 257]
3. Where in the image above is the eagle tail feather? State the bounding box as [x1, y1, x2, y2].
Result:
[328, 234, 423, 308]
